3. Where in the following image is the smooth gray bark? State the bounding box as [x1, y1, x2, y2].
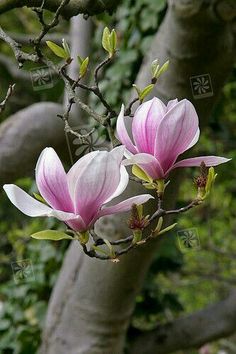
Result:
[0, 102, 65, 187]
[63, 15, 93, 120]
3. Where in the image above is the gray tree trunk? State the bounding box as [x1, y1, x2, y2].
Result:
[0, 102, 64, 187]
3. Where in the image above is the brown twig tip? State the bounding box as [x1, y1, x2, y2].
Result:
[128, 204, 149, 231]
[0, 83, 16, 114]
[194, 161, 208, 188]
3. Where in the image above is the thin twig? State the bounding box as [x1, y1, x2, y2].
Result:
[73, 56, 117, 118]
[149, 200, 201, 223]
[31, 0, 70, 55]
[94, 56, 111, 87]
[94, 235, 133, 246]
[125, 97, 139, 116]
[0, 84, 15, 114]
[164, 200, 201, 215]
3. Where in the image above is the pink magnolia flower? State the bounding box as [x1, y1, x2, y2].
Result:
[116, 97, 230, 180]
[3, 147, 153, 232]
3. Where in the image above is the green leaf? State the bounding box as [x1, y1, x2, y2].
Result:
[102, 27, 111, 53]
[92, 245, 109, 256]
[132, 230, 142, 244]
[137, 204, 143, 219]
[110, 29, 117, 52]
[102, 27, 117, 58]
[205, 167, 217, 194]
[79, 57, 89, 77]
[156, 60, 169, 79]
[104, 239, 116, 258]
[140, 84, 154, 101]
[154, 217, 163, 233]
[158, 223, 177, 236]
[46, 41, 67, 59]
[132, 165, 152, 182]
[31, 230, 73, 241]
[62, 38, 71, 59]
[151, 59, 160, 77]
[77, 55, 83, 65]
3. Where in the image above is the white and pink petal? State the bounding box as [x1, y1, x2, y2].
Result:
[132, 97, 166, 154]
[67, 150, 100, 203]
[186, 128, 200, 150]
[170, 156, 231, 171]
[65, 215, 87, 232]
[73, 149, 125, 225]
[155, 99, 199, 172]
[167, 98, 178, 110]
[96, 194, 154, 219]
[3, 184, 77, 221]
[116, 104, 137, 154]
[35, 147, 73, 212]
[123, 153, 165, 180]
[104, 165, 129, 204]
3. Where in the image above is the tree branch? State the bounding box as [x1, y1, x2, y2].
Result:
[0, 84, 15, 114]
[0, 0, 122, 18]
[129, 289, 236, 354]
[8, 32, 69, 45]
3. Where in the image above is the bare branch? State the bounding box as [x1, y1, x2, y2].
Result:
[0, 25, 38, 65]
[31, 0, 70, 55]
[8, 32, 69, 45]
[129, 289, 236, 354]
[0, 84, 15, 114]
[0, 0, 121, 18]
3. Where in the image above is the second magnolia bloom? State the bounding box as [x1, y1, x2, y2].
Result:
[3, 147, 153, 232]
[116, 97, 230, 180]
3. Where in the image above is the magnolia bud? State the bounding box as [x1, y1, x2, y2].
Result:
[128, 204, 149, 231]
[194, 162, 217, 200]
